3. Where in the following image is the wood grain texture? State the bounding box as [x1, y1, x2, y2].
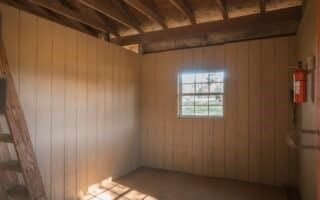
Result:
[0, 3, 141, 199]
[123, 0, 167, 30]
[260, 39, 275, 185]
[169, 0, 195, 24]
[0, 17, 47, 200]
[0, 4, 19, 116]
[0, 116, 19, 198]
[111, 6, 301, 46]
[140, 36, 297, 186]
[114, 168, 287, 200]
[248, 40, 261, 183]
[36, 16, 53, 198]
[64, 27, 77, 200]
[78, 0, 143, 33]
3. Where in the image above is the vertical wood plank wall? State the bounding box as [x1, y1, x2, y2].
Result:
[0, 2, 300, 198]
[0, 3, 141, 199]
[140, 36, 298, 186]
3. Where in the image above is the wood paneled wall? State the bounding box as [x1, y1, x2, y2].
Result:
[0, 2, 300, 198]
[0, 3, 141, 199]
[140, 36, 298, 186]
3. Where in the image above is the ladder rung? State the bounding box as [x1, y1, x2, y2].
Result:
[0, 160, 21, 172]
[6, 184, 29, 197]
[0, 133, 13, 143]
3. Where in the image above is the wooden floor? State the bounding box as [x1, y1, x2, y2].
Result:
[83, 167, 287, 200]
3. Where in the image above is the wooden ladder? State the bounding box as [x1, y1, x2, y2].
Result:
[0, 28, 47, 199]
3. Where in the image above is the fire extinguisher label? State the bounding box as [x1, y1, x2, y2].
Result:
[294, 81, 300, 94]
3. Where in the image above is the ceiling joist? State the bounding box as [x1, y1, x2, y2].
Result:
[123, 0, 167, 29]
[0, 0, 303, 53]
[111, 0, 142, 33]
[215, 0, 228, 20]
[1, 0, 98, 37]
[27, 0, 119, 36]
[78, 0, 143, 33]
[111, 6, 301, 46]
[169, 0, 195, 24]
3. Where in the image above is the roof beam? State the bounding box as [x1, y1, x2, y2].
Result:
[0, 0, 98, 37]
[260, 0, 266, 13]
[111, 0, 143, 33]
[78, 0, 143, 33]
[66, 0, 118, 36]
[215, 0, 228, 19]
[111, 6, 301, 46]
[123, 0, 167, 29]
[27, 0, 119, 36]
[169, 0, 195, 24]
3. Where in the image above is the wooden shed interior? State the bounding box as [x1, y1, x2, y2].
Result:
[0, 0, 318, 200]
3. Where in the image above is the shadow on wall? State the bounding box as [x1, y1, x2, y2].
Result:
[80, 178, 157, 200]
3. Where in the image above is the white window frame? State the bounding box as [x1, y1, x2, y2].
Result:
[177, 70, 225, 118]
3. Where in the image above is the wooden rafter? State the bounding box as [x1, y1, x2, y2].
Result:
[260, 0, 266, 13]
[111, 0, 143, 33]
[69, 0, 118, 37]
[78, 0, 143, 33]
[169, 0, 195, 24]
[26, 0, 119, 36]
[123, 0, 167, 29]
[1, 0, 98, 37]
[215, 0, 228, 19]
[111, 6, 301, 46]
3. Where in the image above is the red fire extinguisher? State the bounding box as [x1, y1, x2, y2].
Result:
[293, 63, 307, 103]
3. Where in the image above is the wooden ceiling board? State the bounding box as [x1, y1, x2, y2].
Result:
[187, 0, 222, 22]
[267, 0, 303, 11]
[0, 0, 304, 53]
[153, 0, 191, 27]
[226, 0, 260, 18]
[123, 0, 167, 29]
[78, 0, 143, 34]
[122, 1, 163, 32]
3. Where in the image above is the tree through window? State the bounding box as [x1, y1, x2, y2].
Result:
[178, 71, 224, 117]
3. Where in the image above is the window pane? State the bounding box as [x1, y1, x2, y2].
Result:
[196, 73, 209, 83]
[182, 84, 195, 94]
[195, 95, 208, 106]
[181, 106, 194, 116]
[179, 71, 224, 117]
[196, 83, 209, 93]
[209, 106, 223, 116]
[195, 106, 208, 116]
[209, 72, 224, 82]
[182, 95, 194, 106]
[209, 83, 224, 93]
[181, 74, 195, 83]
[209, 95, 223, 105]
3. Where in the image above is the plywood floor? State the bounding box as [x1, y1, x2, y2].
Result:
[83, 167, 287, 200]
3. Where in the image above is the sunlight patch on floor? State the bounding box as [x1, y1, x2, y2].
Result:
[79, 177, 158, 200]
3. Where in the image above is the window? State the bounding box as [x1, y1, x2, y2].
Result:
[178, 71, 224, 117]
